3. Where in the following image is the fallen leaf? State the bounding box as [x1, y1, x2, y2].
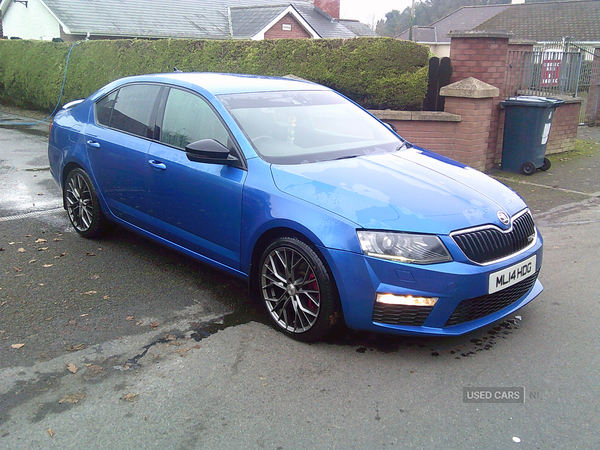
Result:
[67, 363, 78, 374]
[53, 238, 63, 242]
[126, 316, 134, 321]
[90, 274, 100, 280]
[59, 392, 84, 404]
[0, 247, 4, 251]
[11, 343, 25, 349]
[0, 301, 7, 307]
[18, 248, 25, 253]
[122, 393, 139, 402]
[37, 193, 44, 196]
[81, 291, 97, 295]
[66, 343, 86, 352]
[80, 313, 89, 317]
[86, 252, 96, 257]
[135, 321, 143, 326]
[149, 321, 159, 328]
[13, 267, 22, 272]
[37, 247, 49, 252]
[88, 365, 103, 373]
[35, 238, 47, 244]
[175, 347, 192, 356]
[43, 264, 53, 268]
[47, 428, 55, 438]
[103, 296, 110, 300]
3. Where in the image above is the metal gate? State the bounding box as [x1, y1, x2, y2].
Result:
[505, 39, 598, 124]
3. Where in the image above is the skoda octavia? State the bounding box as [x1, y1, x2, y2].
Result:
[48, 73, 543, 342]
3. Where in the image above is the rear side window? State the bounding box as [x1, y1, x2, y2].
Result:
[95, 84, 161, 139]
[160, 88, 229, 149]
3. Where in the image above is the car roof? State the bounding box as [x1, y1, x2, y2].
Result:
[110, 72, 328, 96]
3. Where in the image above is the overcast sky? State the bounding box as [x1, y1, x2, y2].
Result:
[340, 0, 413, 27]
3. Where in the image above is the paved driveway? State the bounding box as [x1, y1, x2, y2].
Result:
[1, 118, 599, 449]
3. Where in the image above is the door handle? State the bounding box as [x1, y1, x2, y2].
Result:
[148, 160, 167, 170]
[86, 140, 100, 148]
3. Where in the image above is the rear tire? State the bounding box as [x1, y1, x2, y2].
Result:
[64, 168, 106, 238]
[258, 236, 340, 342]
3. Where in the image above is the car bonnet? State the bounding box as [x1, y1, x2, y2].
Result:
[270, 148, 527, 235]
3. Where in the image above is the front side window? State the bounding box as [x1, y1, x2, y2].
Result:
[95, 84, 161, 139]
[160, 88, 229, 149]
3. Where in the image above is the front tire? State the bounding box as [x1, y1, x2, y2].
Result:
[521, 161, 536, 176]
[258, 237, 339, 342]
[64, 168, 105, 238]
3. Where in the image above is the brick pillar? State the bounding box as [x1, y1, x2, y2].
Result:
[585, 48, 600, 125]
[448, 31, 512, 168]
[440, 77, 500, 171]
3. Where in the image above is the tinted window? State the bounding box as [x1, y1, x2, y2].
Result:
[160, 88, 229, 149]
[96, 91, 117, 127]
[97, 84, 161, 138]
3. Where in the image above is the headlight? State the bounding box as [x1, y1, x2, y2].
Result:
[357, 231, 452, 264]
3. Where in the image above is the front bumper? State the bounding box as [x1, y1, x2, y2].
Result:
[324, 230, 543, 336]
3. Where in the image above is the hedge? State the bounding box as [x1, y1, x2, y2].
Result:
[0, 37, 428, 112]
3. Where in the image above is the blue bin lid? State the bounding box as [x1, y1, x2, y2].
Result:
[501, 96, 565, 108]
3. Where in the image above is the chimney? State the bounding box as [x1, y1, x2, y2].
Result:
[314, 0, 340, 20]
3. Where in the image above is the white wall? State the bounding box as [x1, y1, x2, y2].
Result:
[3, 0, 61, 40]
[429, 43, 450, 59]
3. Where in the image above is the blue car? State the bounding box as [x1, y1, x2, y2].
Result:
[48, 73, 543, 342]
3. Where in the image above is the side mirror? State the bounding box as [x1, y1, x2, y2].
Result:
[185, 139, 239, 166]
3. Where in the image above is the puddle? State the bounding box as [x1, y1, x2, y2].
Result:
[325, 317, 523, 358]
[189, 307, 268, 341]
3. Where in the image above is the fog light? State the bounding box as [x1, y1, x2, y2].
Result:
[376, 293, 438, 307]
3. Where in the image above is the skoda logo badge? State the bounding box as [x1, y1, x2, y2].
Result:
[497, 211, 510, 226]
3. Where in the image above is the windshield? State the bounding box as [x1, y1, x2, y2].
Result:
[218, 90, 402, 164]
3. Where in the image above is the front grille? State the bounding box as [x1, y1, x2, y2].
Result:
[452, 210, 536, 264]
[373, 304, 433, 326]
[444, 270, 539, 327]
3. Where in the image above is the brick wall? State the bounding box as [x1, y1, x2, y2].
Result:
[264, 14, 311, 39]
[449, 32, 511, 170]
[371, 82, 497, 172]
[545, 101, 580, 154]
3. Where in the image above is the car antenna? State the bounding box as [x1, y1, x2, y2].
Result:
[173, 67, 183, 73]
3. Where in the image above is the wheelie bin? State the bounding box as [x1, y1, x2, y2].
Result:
[500, 96, 564, 175]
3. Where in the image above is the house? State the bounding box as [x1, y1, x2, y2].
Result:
[396, 0, 600, 58]
[0, 0, 374, 41]
[397, 4, 510, 57]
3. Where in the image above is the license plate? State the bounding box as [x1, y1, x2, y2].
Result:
[488, 255, 537, 294]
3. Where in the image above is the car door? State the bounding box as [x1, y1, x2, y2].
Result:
[85, 83, 162, 227]
[146, 87, 246, 269]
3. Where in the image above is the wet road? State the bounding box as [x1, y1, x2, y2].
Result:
[1, 123, 599, 449]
